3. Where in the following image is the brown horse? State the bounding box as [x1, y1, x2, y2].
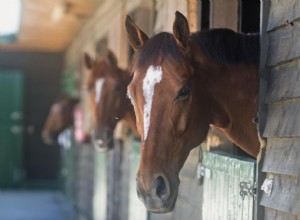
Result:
[84, 50, 136, 151]
[125, 12, 260, 213]
[42, 97, 79, 145]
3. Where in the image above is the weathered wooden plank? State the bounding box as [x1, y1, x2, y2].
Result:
[263, 100, 300, 137]
[264, 207, 300, 220]
[128, 141, 148, 220]
[260, 174, 300, 216]
[262, 138, 300, 177]
[266, 20, 300, 67]
[202, 152, 255, 220]
[93, 151, 108, 220]
[266, 59, 300, 103]
[267, 0, 300, 31]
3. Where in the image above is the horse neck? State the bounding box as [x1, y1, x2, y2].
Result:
[197, 61, 260, 156]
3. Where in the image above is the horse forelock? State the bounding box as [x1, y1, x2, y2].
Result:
[130, 32, 187, 74]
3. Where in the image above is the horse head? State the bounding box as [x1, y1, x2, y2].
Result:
[125, 12, 211, 213]
[42, 96, 79, 144]
[84, 50, 132, 151]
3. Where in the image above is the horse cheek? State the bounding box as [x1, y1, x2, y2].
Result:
[173, 104, 189, 134]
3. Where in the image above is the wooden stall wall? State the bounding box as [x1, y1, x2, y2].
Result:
[259, 0, 300, 219]
[0, 51, 63, 184]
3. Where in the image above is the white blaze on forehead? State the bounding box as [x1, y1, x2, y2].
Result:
[142, 65, 163, 141]
[95, 78, 105, 104]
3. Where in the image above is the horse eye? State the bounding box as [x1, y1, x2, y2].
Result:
[176, 86, 191, 100]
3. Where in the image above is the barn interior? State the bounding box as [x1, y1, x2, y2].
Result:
[0, 0, 264, 219]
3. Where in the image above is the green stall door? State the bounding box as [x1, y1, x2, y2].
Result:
[93, 151, 107, 220]
[128, 141, 148, 220]
[0, 71, 24, 188]
[201, 152, 256, 220]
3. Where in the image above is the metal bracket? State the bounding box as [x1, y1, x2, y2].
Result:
[240, 181, 256, 200]
[197, 164, 211, 179]
[197, 163, 212, 186]
[261, 177, 274, 196]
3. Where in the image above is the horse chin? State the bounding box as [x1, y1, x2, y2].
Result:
[93, 138, 114, 152]
[138, 183, 179, 214]
[42, 132, 56, 145]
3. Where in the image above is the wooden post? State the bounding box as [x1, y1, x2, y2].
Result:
[107, 13, 129, 69]
[210, 0, 239, 30]
[187, 0, 199, 32]
[255, 0, 270, 219]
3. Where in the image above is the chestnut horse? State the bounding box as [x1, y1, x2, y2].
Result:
[42, 97, 79, 144]
[84, 50, 136, 151]
[125, 12, 260, 213]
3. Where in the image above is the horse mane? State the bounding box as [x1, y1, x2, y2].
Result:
[130, 29, 259, 74]
[191, 29, 259, 65]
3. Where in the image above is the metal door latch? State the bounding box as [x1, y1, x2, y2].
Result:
[240, 182, 256, 200]
[197, 164, 211, 179]
[197, 163, 211, 185]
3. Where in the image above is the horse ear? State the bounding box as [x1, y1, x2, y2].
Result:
[173, 11, 190, 51]
[125, 15, 149, 51]
[106, 50, 118, 67]
[83, 53, 95, 70]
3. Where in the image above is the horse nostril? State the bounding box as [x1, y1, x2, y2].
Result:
[155, 176, 168, 199]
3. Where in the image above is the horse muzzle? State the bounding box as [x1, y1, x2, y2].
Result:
[91, 128, 114, 152]
[136, 173, 179, 213]
[41, 132, 56, 145]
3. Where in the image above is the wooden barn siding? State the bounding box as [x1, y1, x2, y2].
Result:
[260, 0, 300, 219]
[265, 60, 300, 103]
[266, 22, 300, 67]
[262, 138, 300, 176]
[266, 0, 300, 31]
[264, 207, 300, 220]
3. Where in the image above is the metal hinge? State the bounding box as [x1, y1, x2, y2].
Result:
[197, 163, 211, 185]
[240, 181, 257, 200]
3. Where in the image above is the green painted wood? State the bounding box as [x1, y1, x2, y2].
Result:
[61, 67, 77, 98]
[93, 150, 107, 220]
[128, 141, 148, 220]
[59, 129, 74, 205]
[202, 152, 256, 220]
[0, 70, 24, 188]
